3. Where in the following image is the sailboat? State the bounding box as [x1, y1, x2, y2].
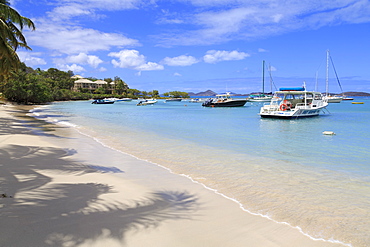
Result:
[323, 50, 343, 103]
[248, 60, 273, 102]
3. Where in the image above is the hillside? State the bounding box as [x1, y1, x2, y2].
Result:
[188, 90, 217, 96]
[340, 92, 370, 96]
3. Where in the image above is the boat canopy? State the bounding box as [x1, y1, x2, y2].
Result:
[279, 87, 305, 91]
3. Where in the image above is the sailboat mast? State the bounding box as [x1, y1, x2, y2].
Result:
[262, 60, 265, 94]
[326, 50, 329, 96]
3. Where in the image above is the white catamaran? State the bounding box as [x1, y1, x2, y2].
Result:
[259, 85, 328, 118]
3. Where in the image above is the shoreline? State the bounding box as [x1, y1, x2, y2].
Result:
[0, 104, 346, 247]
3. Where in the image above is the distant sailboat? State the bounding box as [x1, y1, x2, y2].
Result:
[248, 60, 273, 102]
[323, 50, 343, 103]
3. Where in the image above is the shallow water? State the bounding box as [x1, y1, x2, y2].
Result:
[31, 98, 370, 246]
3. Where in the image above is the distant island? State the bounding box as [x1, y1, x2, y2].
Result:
[188, 90, 370, 97]
[188, 90, 217, 96]
[340, 92, 370, 96]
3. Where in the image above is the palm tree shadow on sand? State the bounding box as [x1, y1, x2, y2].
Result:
[0, 145, 199, 247]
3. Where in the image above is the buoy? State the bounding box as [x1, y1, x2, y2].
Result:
[323, 131, 336, 135]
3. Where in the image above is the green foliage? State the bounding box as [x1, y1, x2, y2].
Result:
[40, 68, 74, 89]
[164, 91, 189, 98]
[2, 70, 53, 104]
[114, 76, 129, 95]
[94, 87, 106, 94]
[0, 0, 35, 77]
[0, 63, 170, 104]
[148, 90, 159, 98]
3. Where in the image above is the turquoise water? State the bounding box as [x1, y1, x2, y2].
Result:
[31, 98, 370, 246]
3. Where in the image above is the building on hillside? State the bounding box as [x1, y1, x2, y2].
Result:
[72, 76, 115, 93]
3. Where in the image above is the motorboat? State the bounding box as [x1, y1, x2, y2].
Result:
[115, 98, 132, 102]
[137, 99, 157, 106]
[103, 97, 133, 102]
[189, 98, 206, 103]
[259, 86, 328, 118]
[165, 98, 182, 102]
[92, 99, 114, 104]
[342, 96, 354, 101]
[202, 92, 247, 107]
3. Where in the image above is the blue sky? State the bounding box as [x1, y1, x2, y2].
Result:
[13, 0, 370, 94]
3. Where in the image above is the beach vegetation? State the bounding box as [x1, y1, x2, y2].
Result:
[0, 61, 190, 104]
[148, 90, 159, 98]
[0, 0, 35, 78]
[163, 91, 189, 98]
[2, 67, 53, 104]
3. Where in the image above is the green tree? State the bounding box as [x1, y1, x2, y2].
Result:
[127, 88, 141, 98]
[94, 87, 106, 94]
[2, 66, 53, 104]
[141, 91, 148, 97]
[41, 68, 74, 89]
[148, 90, 159, 98]
[104, 78, 113, 83]
[0, 0, 35, 77]
[114, 76, 128, 95]
[165, 91, 189, 98]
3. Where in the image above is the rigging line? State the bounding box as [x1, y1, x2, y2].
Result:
[329, 54, 344, 93]
[268, 63, 278, 91]
[315, 58, 325, 92]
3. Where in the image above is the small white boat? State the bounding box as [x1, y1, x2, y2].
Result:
[342, 96, 354, 101]
[115, 98, 132, 102]
[165, 98, 182, 102]
[189, 98, 206, 103]
[259, 86, 328, 118]
[104, 97, 132, 102]
[92, 99, 115, 104]
[323, 95, 343, 103]
[137, 99, 157, 106]
[248, 94, 273, 102]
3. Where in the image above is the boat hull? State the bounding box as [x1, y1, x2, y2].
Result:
[260, 109, 323, 118]
[248, 98, 272, 102]
[166, 99, 182, 102]
[92, 100, 114, 104]
[203, 100, 247, 107]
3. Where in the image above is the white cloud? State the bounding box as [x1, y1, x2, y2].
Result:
[17, 51, 47, 66]
[162, 55, 199, 66]
[174, 72, 182, 76]
[109, 49, 164, 71]
[47, 0, 146, 21]
[155, 1, 370, 46]
[137, 62, 164, 71]
[258, 48, 268, 52]
[26, 21, 139, 55]
[203, 50, 249, 63]
[57, 63, 86, 73]
[65, 53, 103, 68]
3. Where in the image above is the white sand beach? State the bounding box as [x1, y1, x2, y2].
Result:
[0, 104, 345, 247]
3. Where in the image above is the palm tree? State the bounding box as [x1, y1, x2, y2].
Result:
[0, 0, 35, 77]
